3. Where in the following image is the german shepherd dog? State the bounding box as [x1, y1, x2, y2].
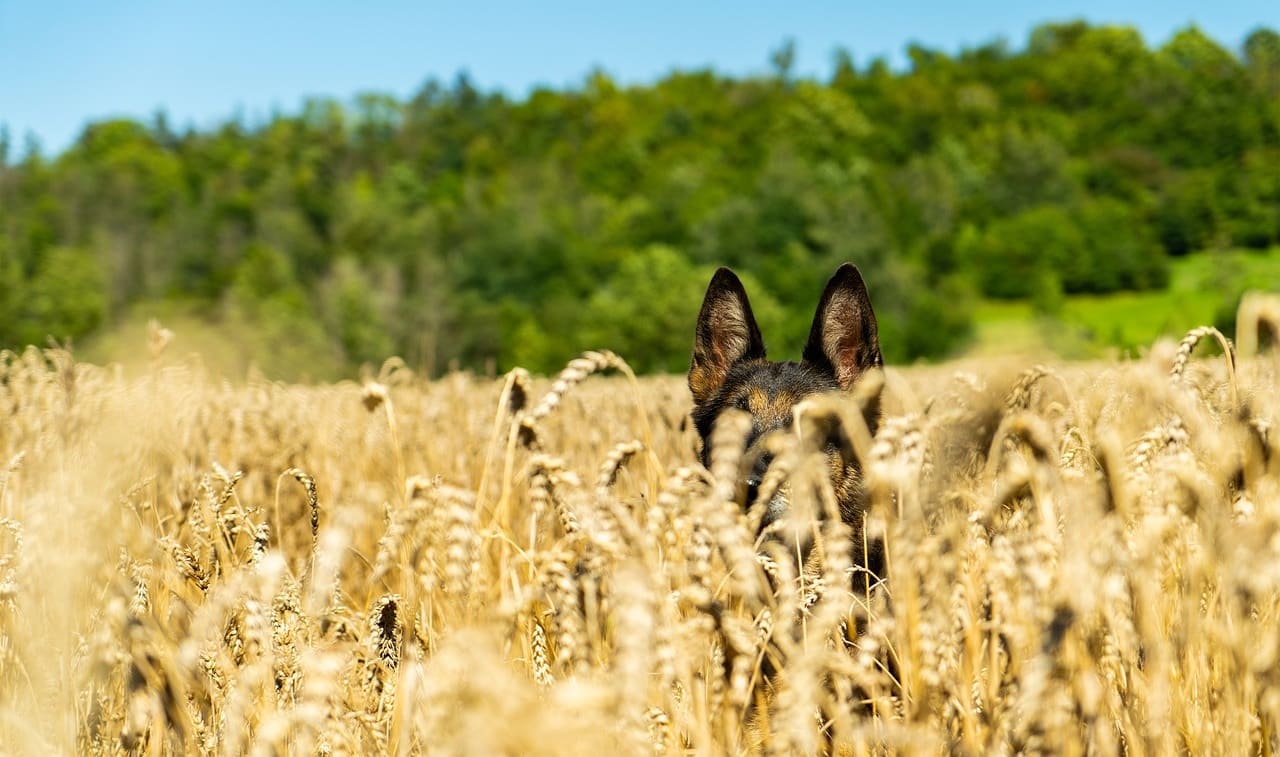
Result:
[689, 263, 884, 578]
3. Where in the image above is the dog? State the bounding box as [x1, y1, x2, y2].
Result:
[688, 262, 884, 578]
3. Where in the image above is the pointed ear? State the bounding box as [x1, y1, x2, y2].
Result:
[802, 263, 882, 390]
[689, 267, 766, 405]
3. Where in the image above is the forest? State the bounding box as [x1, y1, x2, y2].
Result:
[1, 21, 1278, 378]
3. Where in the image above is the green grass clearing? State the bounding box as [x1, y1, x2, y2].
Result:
[969, 248, 1280, 359]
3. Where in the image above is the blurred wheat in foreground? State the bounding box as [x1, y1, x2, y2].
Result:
[2, 305, 1280, 756]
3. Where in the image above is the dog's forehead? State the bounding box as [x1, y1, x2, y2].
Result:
[725, 361, 839, 414]
[692, 360, 840, 441]
[734, 361, 837, 393]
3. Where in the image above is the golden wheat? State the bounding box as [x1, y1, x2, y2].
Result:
[0, 313, 1278, 754]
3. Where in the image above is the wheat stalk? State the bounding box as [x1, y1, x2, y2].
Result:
[1170, 325, 1238, 406]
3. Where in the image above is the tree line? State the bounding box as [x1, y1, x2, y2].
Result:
[1, 22, 1278, 378]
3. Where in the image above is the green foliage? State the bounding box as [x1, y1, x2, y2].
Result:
[1158, 171, 1221, 255]
[224, 243, 344, 379]
[967, 200, 1168, 299]
[876, 268, 977, 363]
[320, 257, 396, 367]
[972, 248, 1280, 357]
[1073, 198, 1169, 291]
[0, 238, 24, 344]
[580, 246, 785, 373]
[15, 246, 106, 346]
[1, 22, 1278, 376]
[964, 206, 1082, 299]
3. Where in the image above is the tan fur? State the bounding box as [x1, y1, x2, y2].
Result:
[688, 364, 721, 407]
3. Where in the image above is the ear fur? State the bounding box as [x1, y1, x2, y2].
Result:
[802, 263, 882, 390]
[689, 267, 766, 405]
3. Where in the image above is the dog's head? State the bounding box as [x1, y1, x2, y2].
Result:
[688, 263, 882, 530]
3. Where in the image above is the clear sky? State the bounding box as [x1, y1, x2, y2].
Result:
[2, 1, 1277, 156]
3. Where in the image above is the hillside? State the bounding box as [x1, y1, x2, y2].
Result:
[2, 22, 1279, 379]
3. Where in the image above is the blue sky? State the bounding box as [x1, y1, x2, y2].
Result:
[1, 1, 1277, 156]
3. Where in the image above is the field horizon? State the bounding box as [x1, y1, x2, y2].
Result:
[59, 248, 1277, 386]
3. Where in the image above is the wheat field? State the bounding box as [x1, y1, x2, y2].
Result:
[2, 302, 1279, 756]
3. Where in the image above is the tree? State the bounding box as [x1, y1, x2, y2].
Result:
[17, 246, 106, 346]
[321, 257, 395, 366]
[771, 39, 797, 82]
[0, 238, 23, 344]
[1074, 198, 1168, 291]
[223, 243, 342, 380]
[581, 246, 785, 373]
[964, 206, 1083, 299]
[1244, 28, 1280, 95]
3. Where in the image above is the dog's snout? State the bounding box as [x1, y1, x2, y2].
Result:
[743, 452, 773, 506]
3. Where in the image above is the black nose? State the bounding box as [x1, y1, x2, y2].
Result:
[743, 453, 773, 506]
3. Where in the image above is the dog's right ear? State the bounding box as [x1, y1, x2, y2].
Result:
[802, 263, 882, 391]
[689, 267, 766, 405]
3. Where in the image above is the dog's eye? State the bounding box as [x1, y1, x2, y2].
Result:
[734, 396, 750, 411]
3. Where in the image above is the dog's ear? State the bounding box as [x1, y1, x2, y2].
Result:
[689, 267, 766, 405]
[803, 263, 882, 390]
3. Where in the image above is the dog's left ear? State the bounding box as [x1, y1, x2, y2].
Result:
[689, 267, 766, 405]
[802, 263, 882, 390]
